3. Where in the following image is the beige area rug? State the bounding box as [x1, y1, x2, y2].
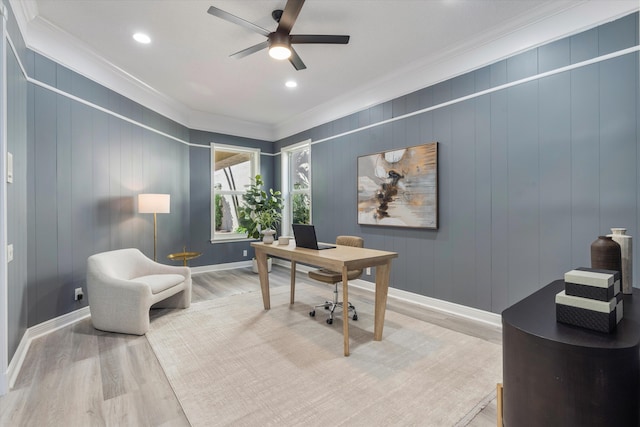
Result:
[146, 284, 502, 426]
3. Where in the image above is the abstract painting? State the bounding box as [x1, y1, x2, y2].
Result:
[357, 142, 438, 229]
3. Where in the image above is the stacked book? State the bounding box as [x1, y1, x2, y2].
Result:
[555, 267, 623, 333]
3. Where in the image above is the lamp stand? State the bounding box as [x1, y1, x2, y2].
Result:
[153, 212, 158, 262]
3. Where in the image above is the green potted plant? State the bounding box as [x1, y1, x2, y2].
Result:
[238, 175, 283, 272]
[238, 174, 284, 241]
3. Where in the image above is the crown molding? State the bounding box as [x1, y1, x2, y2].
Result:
[273, 1, 639, 140]
[8, 0, 275, 141]
[8, 0, 639, 142]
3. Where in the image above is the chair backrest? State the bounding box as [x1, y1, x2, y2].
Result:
[87, 248, 151, 280]
[336, 235, 364, 248]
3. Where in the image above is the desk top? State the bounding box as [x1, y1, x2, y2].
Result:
[251, 241, 397, 271]
[502, 280, 640, 350]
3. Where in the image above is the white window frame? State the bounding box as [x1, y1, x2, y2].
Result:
[211, 143, 260, 241]
[281, 140, 311, 237]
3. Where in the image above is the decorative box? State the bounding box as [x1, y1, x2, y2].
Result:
[555, 291, 623, 333]
[564, 268, 621, 302]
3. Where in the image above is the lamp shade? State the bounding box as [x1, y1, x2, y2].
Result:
[138, 193, 170, 214]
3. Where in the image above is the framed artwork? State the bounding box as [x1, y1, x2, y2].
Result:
[357, 142, 438, 229]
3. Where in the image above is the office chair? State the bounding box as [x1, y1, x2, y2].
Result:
[308, 235, 363, 324]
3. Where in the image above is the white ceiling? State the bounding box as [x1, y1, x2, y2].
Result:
[10, 0, 639, 141]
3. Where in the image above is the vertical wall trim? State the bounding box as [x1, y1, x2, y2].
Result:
[0, 2, 9, 397]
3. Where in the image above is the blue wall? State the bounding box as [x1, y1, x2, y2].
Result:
[6, 29, 28, 367]
[276, 13, 640, 313]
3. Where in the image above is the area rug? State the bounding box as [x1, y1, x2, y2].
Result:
[146, 284, 502, 426]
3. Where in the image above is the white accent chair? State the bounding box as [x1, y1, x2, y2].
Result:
[87, 248, 192, 335]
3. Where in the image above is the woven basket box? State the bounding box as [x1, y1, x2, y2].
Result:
[555, 291, 623, 333]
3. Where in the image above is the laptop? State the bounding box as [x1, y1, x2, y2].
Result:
[292, 224, 336, 250]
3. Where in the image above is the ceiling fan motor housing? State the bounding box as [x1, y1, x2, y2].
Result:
[269, 32, 290, 46]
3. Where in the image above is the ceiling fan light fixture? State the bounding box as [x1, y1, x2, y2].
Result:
[269, 45, 291, 60]
[268, 32, 291, 60]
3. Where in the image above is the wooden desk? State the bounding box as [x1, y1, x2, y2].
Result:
[251, 241, 398, 356]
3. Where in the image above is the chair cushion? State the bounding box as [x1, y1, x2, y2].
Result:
[133, 274, 186, 294]
[308, 268, 362, 284]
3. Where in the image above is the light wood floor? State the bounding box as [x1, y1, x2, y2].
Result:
[0, 265, 500, 426]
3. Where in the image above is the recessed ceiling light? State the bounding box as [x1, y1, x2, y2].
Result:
[285, 80, 297, 88]
[133, 32, 151, 44]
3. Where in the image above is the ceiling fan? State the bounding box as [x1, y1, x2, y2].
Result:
[207, 0, 350, 70]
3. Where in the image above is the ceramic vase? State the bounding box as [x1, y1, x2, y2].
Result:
[591, 236, 622, 278]
[261, 229, 276, 244]
[608, 228, 633, 294]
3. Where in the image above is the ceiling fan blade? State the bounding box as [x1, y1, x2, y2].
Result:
[288, 47, 306, 71]
[290, 35, 350, 44]
[207, 6, 271, 37]
[229, 41, 269, 59]
[277, 0, 305, 35]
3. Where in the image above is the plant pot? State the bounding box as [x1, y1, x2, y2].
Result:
[252, 257, 272, 273]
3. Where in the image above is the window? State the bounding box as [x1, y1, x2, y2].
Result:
[211, 144, 260, 241]
[282, 141, 311, 236]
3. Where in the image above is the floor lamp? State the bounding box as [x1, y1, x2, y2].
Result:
[138, 193, 171, 261]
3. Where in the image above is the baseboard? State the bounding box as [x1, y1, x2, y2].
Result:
[274, 258, 502, 329]
[349, 281, 502, 328]
[190, 260, 252, 274]
[7, 306, 91, 390]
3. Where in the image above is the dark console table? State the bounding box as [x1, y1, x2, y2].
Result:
[502, 280, 640, 426]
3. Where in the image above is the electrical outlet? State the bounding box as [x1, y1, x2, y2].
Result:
[75, 287, 84, 301]
[366, 267, 371, 275]
[243, 250, 247, 257]
[7, 244, 13, 263]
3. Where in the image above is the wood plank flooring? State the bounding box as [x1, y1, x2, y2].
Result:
[0, 265, 500, 426]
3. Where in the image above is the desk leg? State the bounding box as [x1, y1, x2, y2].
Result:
[373, 261, 391, 341]
[342, 266, 350, 356]
[255, 250, 270, 310]
[290, 260, 297, 304]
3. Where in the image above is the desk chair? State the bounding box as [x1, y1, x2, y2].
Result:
[308, 236, 363, 324]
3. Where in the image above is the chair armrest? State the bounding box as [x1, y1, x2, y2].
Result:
[87, 272, 151, 299]
[136, 256, 191, 279]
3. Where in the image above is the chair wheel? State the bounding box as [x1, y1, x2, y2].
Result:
[326, 318, 333, 325]
[352, 314, 358, 321]
[324, 304, 330, 310]
[309, 310, 315, 317]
